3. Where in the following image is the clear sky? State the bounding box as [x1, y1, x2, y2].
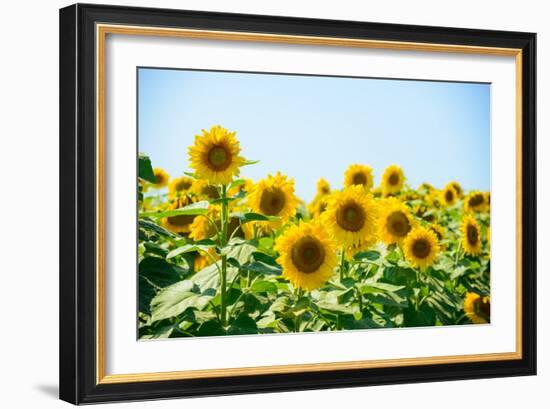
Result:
[138, 68, 490, 202]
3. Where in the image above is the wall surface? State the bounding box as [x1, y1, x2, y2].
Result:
[0, 0, 546, 407]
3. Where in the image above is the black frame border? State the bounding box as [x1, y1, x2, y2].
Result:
[59, 3, 536, 404]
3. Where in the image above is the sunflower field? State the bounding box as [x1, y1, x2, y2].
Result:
[138, 125, 491, 339]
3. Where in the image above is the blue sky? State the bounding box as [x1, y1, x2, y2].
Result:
[138, 68, 490, 202]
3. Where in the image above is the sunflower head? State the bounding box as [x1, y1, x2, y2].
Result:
[381, 164, 405, 195]
[461, 214, 482, 255]
[162, 194, 197, 234]
[308, 194, 330, 219]
[418, 182, 434, 195]
[378, 197, 416, 245]
[189, 206, 220, 241]
[316, 178, 331, 196]
[247, 172, 298, 225]
[152, 168, 170, 188]
[188, 125, 246, 185]
[192, 180, 220, 200]
[449, 181, 464, 198]
[441, 183, 458, 207]
[403, 226, 440, 270]
[322, 185, 379, 247]
[168, 176, 194, 198]
[275, 221, 337, 291]
[464, 191, 487, 213]
[464, 292, 490, 324]
[344, 164, 374, 191]
[193, 248, 218, 272]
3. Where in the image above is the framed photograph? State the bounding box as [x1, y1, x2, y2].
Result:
[59, 3, 536, 404]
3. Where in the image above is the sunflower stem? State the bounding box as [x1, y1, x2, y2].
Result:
[339, 248, 346, 282]
[220, 184, 229, 327]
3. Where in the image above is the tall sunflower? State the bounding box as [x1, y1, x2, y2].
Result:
[441, 183, 458, 207]
[463, 292, 490, 324]
[316, 178, 331, 196]
[275, 221, 337, 291]
[162, 194, 197, 234]
[344, 164, 374, 191]
[168, 176, 194, 198]
[403, 226, 440, 270]
[188, 125, 246, 185]
[378, 197, 415, 245]
[381, 164, 405, 195]
[464, 191, 487, 213]
[461, 214, 482, 255]
[322, 185, 379, 247]
[247, 172, 298, 225]
[152, 168, 170, 188]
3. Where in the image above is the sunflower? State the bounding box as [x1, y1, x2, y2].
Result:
[162, 194, 197, 234]
[441, 183, 458, 207]
[484, 191, 491, 209]
[463, 292, 490, 324]
[429, 223, 446, 242]
[418, 182, 434, 195]
[344, 164, 374, 191]
[464, 191, 487, 213]
[449, 181, 464, 198]
[194, 248, 218, 272]
[403, 226, 440, 270]
[192, 180, 220, 200]
[381, 164, 405, 196]
[152, 168, 170, 188]
[461, 214, 482, 255]
[322, 186, 379, 247]
[247, 172, 298, 225]
[168, 176, 194, 198]
[308, 195, 330, 219]
[378, 197, 415, 245]
[275, 221, 337, 291]
[188, 125, 246, 185]
[189, 206, 220, 241]
[316, 178, 331, 196]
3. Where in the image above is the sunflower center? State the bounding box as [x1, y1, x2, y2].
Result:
[259, 187, 286, 216]
[388, 173, 400, 186]
[467, 224, 479, 246]
[336, 201, 365, 232]
[412, 238, 431, 259]
[445, 190, 454, 202]
[206, 145, 232, 171]
[321, 187, 330, 194]
[291, 236, 326, 274]
[176, 180, 192, 191]
[202, 185, 220, 199]
[477, 298, 491, 319]
[167, 214, 195, 227]
[469, 194, 484, 207]
[352, 172, 367, 186]
[387, 211, 411, 237]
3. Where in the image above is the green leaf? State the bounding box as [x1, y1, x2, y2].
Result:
[197, 321, 226, 337]
[150, 280, 212, 322]
[139, 257, 187, 286]
[252, 252, 279, 266]
[359, 281, 405, 294]
[250, 280, 278, 293]
[166, 243, 216, 259]
[241, 261, 281, 275]
[228, 314, 258, 335]
[229, 212, 279, 224]
[139, 219, 179, 239]
[228, 179, 246, 191]
[354, 250, 381, 261]
[403, 304, 436, 327]
[138, 153, 156, 183]
[140, 201, 209, 218]
[242, 159, 260, 166]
